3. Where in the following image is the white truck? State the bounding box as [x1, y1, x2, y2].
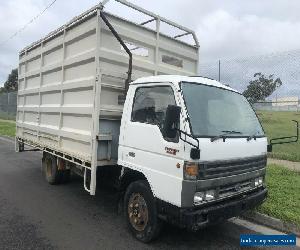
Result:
[15, 0, 298, 242]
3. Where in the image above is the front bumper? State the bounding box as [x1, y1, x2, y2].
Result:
[158, 187, 267, 231]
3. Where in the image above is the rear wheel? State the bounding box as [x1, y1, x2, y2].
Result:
[124, 180, 162, 242]
[42, 154, 71, 184]
[57, 158, 71, 184]
[42, 153, 62, 185]
[17, 141, 24, 152]
[61, 169, 71, 183]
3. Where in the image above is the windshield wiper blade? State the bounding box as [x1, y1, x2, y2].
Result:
[247, 135, 257, 141]
[221, 130, 242, 133]
[210, 130, 242, 142]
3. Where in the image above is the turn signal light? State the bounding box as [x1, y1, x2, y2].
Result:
[184, 162, 199, 180]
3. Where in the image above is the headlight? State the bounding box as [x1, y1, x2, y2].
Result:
[194, 192, 204, 204]
[205, 190, 215, 201]
[254, 177, 264, 187]
[194, 190, 215, 205]
[184, 161, 198, 180]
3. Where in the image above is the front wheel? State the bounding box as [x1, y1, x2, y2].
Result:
[124, 180, 162, 243]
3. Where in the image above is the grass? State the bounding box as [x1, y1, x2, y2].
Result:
[257, 164, 300, 226]
[0, 119, 15, 137]
[257, 111, 300, 162]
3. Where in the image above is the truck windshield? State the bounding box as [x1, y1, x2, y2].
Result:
[181, 82, 264, 138]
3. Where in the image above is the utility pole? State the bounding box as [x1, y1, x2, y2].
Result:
[7, 91, 9, 120]
[218, 60, 221, 82]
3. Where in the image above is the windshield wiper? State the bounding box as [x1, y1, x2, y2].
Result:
[210, 130, 242, 142]
[247, 135, 257, 141]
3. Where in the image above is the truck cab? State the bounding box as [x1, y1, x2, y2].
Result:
[118, 75, 267, 241]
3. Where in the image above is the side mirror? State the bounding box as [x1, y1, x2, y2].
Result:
[268, 120, 298, 152]
[267, 144, 272, 152]
[190, 148, 200, 159]
[163, 105, 181, 139]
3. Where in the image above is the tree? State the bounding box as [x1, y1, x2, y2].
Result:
[1, 68, 18, 93]
[243, 73, 282, 103]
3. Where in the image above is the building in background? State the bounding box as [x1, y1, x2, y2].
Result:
[272, 96, 299, 107]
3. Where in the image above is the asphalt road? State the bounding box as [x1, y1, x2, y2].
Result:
[0, 137, 298, 250]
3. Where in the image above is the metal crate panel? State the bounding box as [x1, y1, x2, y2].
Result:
[17, 5, 199, 164]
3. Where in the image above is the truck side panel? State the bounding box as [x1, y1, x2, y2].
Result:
[17, 7, 199, 166]
[17, 15, 98, 163]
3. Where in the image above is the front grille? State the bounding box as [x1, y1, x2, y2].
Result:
[198, 155, 267, 179]
[218, 180, 253, 199]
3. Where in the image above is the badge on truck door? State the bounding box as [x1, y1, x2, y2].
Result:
[165, 147, 179, 155]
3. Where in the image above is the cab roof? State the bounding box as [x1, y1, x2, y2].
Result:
[131, 75, 238, 93]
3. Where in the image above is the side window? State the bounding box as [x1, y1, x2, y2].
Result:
[131, 86, 176, 127]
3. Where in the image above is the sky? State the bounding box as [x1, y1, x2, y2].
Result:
[0, 0, 300, 96]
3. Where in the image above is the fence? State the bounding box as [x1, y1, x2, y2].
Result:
[0, 91, 17, 120]
[199, 49, 300, 162]
[198, 49, 300, 98]
[253, 101, 300, 112]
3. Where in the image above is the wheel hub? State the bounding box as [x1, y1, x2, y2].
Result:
[128, 193, 148, 231]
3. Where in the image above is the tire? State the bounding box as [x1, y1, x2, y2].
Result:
[61, 169, 71, 183]
[42, 153, 63, 185]
[124, 180, 162, 243]
[18, 142, 24, 152]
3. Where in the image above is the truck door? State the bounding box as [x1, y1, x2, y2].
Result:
[120, 84, 184, 206]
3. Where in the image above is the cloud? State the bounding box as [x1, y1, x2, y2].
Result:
[1, 0, 300, 92]
[197, 9, 300, 62]
[199, 49, 300, 98]
[0, 0, 99, 84]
